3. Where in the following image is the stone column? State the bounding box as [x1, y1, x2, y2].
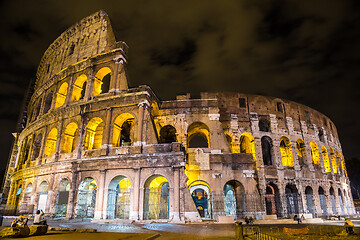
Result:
[66, 171, 78, 219]
[130, 167, 141, 220]
[46, 173, 56, 215]
[101, 107, 113, 152]
[94, 169, 106, 219]
[84, 67, 95, 100]
[54, 120, 64, 162]
[171, 166, 181, 222]
[76, 114, 86, 159]
[64, 75, 74, 106]
[32, 176, 39, 214]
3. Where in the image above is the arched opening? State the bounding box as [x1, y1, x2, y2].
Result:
[261, 136, 273, 166]
[338, 188, 345, 215]
[76, 177, 97, 218]
[280, 137, 293, 167]
[32, 134, 42, 160]
[240, 132, 256, 160]
[340, 154, 348, 177]
[159, 125, 177, 143]
[18, 138, 30, 169]
[44, 128, 57, 156]
[54, 179, 70, 218]
[285, 184, 299, 216]
[305, 186, 314, 216]
[43, 91, 53, 114]
[37, 181, 48, 212]
[330, 148, 338, 174]
[223, 180, 245, 219]
[61, 122, 78, 153]
[93, 67, 111, 96]
[113, 113, 135, 147]
[71, 74, 87, 102]
[321, 146, 331, 173]
[336, 151, 342, 174]
[14, 184, 22, 207]
[32, 100, 42, 121]
[55, 82, 68, 109]
[329, 187, 337, 215]
[22, 183, 33, 210]
[143, 175, 169, 220]
[310, 141, 320, 164]
[318, 187, 328, 216]
[187, 122, 210, 148]
[259, 118, 270, 132]
[296, 139, 306, 165]
[265, 184, 280, 216]
[84, 117, 104, 150]
[189, 181, 212, 219]
[106, 176, 131, 219]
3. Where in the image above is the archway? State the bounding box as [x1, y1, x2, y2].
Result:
[93, 67, 111, 96]
[305, 186, 314, 216]
[240, 132, 256, 160]
[55, 82, 68, 108]
[44, 128, 57, 156]
[76, 177, 97, 218]
[261, 136, 273, 166]
[310, 141, 320, 164]
[71, 74, 87, 102]
[338, 188, 345, 215]
[285, 184, 299, 216]
[265, 184, 280, 216]
[280, 137, 293, 166]
[330, 148, 338, 174]
[189, 181, 212, 219]
[106, 176, 131, 219]
[159, 125, 177, 143]
[187, 122, 210, 148]
[296, 139, 306, 165]
[143, 175, 169, 220]
[318, 187, 328, 216]
[321, 146, 331, 173]
[54, 179, 70, 218]
[223, 180, 245, 219]
[37, 181, 48, 212]
[112, 113, 135, 147]
[84, 117, 104, 150]
[32, 134, 42, 160]
[61, 122, 78, 153]
[329, 187, 337, 215]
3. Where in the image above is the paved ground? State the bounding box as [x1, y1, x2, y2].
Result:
[1, 217, 360, 239]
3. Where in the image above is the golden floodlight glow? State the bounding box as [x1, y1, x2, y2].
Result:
[71, 74, 87, 102]
[84, 117, 104, 150]
[240, 132, 256, 160]
[44, 128, 58, 156]
[93, 67, 111, 96]
[61, 122, 78, 153]
[310, 141, 320, 164]
[113, 113, 135, 147]
[280, 136, 294, 167]
[55, 82, 68, 108]
[329, 148, 338, 174]
[321, 146, 331, 173]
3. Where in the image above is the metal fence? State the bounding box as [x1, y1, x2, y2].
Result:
[143, 188, 169, 220]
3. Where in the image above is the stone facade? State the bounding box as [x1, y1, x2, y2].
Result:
[2, 11, 355, 222]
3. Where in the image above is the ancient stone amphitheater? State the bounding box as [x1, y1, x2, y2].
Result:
[2, 11, 355, 222]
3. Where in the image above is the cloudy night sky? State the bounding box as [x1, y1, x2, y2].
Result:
[1, 0, 360, 193]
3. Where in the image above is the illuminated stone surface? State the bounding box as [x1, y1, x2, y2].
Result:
[2, 11, 354, 223]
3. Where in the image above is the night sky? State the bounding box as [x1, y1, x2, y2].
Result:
[1, 1, 360, 195]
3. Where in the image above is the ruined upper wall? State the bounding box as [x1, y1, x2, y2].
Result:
[34, 10, 117, 90]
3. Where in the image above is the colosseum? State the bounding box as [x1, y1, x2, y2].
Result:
[1, 11, 355, 223]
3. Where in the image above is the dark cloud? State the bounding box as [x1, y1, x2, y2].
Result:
[1, 0, 360, 185]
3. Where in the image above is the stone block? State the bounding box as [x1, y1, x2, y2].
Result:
[262, 215, 277, 220]
[217, 216, 234, 223]
[0, 226, 30, 238]
[29, 225, 48, 236]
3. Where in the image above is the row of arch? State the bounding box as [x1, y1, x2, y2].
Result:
[30, 67, 112, 123]
[265, 183, 353, 217]
[16, 174, 170, 220]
